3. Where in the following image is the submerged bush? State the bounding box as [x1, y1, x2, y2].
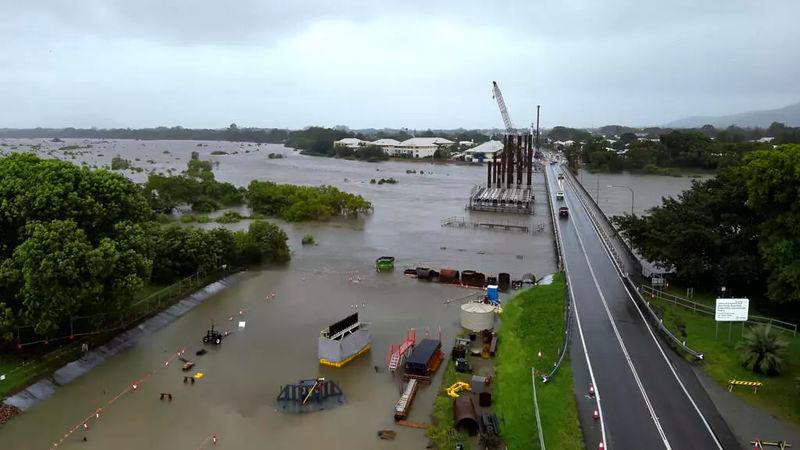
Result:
[246, 181, 371, 222]
[215, 211, 244, 224]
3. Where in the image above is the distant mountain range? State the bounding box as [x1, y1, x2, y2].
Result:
[666, 101, 800, 128]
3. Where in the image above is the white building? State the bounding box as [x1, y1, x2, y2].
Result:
[463, 140, 503, 161]
[396, 137, 454, 158]
[371, 138, 401, 154]
[333, 138, 368, 149]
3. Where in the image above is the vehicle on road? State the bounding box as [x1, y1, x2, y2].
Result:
[556, 191, 564, 201]
[557, 172, 564, 180]
[558, 206, 569, 218]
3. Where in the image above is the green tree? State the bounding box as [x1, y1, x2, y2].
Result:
[234, 221, 290, 264]
[150, 225, 226, 284]
[355, 145, 388, 162]
[625, 140, 660, 169]
[613, 164, 762, 294]
[737, 324, 789, 375]
[0, 154, 151, 256]
[1, 220, 129, 335]
[741, 145, 800, 304]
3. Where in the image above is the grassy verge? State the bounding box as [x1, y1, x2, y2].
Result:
[427, 357, 473, 449]
[0, 344, 85, 397]
[651, 297, 800, 426]
[494, 273, 584, 450]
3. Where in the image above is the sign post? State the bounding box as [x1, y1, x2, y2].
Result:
[715, 298, 749, 343]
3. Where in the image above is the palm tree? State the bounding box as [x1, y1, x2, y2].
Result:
[737, 324, 789, 375]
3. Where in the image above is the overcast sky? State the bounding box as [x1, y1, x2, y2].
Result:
[1, 0, 798, 129]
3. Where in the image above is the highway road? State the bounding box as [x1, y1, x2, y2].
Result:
[544, 163, 739, 450]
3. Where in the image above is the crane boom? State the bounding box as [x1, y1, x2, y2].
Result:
[491, 81, 514, 133]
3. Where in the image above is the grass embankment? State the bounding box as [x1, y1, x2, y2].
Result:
[427, 357, 472, 449]
[494, 273, 584, 450]
[651, 296, 800, 426]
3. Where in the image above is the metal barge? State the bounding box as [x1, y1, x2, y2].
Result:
[393, 378, 419, 420]
[318, 312, 372, 368]
[403, 338, 444, 383]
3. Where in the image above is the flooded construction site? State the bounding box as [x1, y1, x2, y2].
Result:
[0, 138, 712, 449]
[0, 138, 557, 449]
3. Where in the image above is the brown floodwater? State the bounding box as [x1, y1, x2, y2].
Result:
[0, 139, 558, 450]
[0, 139, 703, 449]
[575, 168, 709, 218]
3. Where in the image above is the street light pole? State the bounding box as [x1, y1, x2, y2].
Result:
[607, 184, 635, 215]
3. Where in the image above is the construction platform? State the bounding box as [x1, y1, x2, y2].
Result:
[467, 184, 534, 214]
[441, 216, 542, 233]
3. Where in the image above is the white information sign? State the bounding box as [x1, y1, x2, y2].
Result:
[715, 298, 749, 322]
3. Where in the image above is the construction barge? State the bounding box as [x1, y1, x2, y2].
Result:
[403, 338, 444, 384]
[318, 312, 372, 368]
[276, 378, 345, 413]
[393, 378, 419, 421]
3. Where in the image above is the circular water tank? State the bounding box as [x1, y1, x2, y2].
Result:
[460, 302, 496, 331]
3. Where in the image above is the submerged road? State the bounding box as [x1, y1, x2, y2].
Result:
[545, 163, 738, 450]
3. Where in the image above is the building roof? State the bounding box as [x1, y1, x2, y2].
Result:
[398, 137, 454, 147]
[465, 140, 503, 155]
[334, 138, 367, 145]
[371, 138, 400, 146]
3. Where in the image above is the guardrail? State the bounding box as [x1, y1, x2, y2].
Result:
[543, 169, 563, 271]
[542, 167, 572, 382]
[562, 168, 705, 360]
[641, 285, 798, 337]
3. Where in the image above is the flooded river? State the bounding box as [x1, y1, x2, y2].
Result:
[575, 168, 709, 218]
[1, 139, 557, 450]
[0, 139, 707, 449]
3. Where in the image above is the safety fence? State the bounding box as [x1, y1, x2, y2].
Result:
[641, 285, 797, 337]
[541, 168, 572, 383]
[12, 266, 238, 348]
[563, 169, 705, 360]
[543, 169, 563, 271]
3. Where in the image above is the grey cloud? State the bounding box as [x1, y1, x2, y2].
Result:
[0, 0, 798, 128]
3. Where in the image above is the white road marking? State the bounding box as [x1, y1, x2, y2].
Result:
[546, 167, 608, 448]
[564, 185, 672, 450]
[564, 173, 725, 450]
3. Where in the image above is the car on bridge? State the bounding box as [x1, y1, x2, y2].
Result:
[557, 172, 564, 180]
[558, 206, 569, 218]
[556, 191, 564, 201]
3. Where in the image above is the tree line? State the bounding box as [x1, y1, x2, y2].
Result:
[555, 123, 800, 174]
[612, 144, 800, 312]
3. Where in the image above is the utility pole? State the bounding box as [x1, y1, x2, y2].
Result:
[535, 105, 541, 152]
